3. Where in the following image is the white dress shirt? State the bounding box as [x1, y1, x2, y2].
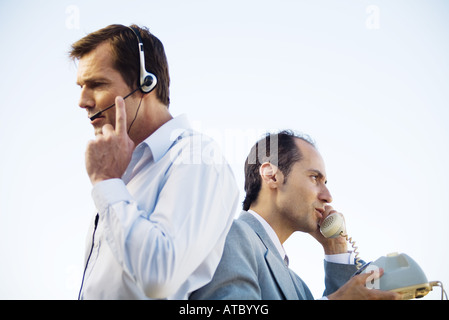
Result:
[79, 114, 239, 299]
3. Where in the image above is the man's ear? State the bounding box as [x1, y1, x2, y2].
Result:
[259, 162, 283, 188]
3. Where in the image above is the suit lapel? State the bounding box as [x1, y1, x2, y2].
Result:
[239, 212, 299, 300]
[264, 250, 300, 299]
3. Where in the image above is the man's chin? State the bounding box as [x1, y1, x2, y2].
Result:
[93, 127, 103, 136]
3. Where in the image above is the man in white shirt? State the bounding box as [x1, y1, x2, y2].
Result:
[70, 24, 239, 299]
[191, 131, 400, 300]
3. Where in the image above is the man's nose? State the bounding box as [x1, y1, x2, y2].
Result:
[319, 184, 333, 204]
[78, 87, 95, 109]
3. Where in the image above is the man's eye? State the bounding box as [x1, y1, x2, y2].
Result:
[91, 82, 103, 88]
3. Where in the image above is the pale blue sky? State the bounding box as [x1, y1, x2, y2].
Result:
[0, 0, 448, 299]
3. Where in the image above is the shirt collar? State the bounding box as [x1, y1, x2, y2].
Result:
[247, 209, 288, 266]
[141, 114, 191, 163]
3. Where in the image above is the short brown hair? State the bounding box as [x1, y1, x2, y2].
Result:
[69, 24, 170, 106]
[242, 130, 315, 211]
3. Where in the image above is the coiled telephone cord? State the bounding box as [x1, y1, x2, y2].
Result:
[341, 232, 362, 270]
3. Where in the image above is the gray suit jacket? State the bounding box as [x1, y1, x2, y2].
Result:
[190, 211, 358, 300]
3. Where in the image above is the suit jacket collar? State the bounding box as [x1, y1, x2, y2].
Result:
[239, 211, 299, 300]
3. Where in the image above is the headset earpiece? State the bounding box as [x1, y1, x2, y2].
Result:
[128, 26, 158, 94]
[141, 73, 156, 93]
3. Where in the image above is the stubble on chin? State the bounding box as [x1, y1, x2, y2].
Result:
[93, 126, 103, 136]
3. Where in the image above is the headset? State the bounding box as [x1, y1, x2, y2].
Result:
[89, 26, 157, 121]
[128, 26, 157, 94]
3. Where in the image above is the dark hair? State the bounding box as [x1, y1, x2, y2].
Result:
[69, 24, 170, 106]
[242, 130, 315, 211]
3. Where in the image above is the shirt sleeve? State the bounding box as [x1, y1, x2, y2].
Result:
[91, 142, 239, 299]
[324, 251, 356, 265]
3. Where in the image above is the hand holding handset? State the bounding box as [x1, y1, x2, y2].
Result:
[320, 212, 362, 269]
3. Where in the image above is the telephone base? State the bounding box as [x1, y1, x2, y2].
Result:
[390, 282, 432, 300]
[361, 252, 447, 300]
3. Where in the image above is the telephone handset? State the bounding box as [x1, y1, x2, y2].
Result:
[320, 212, 362, 269]
[320, 212, 346, 239]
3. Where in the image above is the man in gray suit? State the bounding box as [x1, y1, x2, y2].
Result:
[191, 131, 400, 300]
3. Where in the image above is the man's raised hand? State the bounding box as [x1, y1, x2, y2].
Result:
[85, 96, 135, 185]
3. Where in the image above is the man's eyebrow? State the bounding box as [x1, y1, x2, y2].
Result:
[307, 169, 327, 184]
[76, 77, 111, 87]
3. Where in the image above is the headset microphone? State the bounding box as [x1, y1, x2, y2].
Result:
[88, 26, 158, 121]
[89, 87, 140, 121]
